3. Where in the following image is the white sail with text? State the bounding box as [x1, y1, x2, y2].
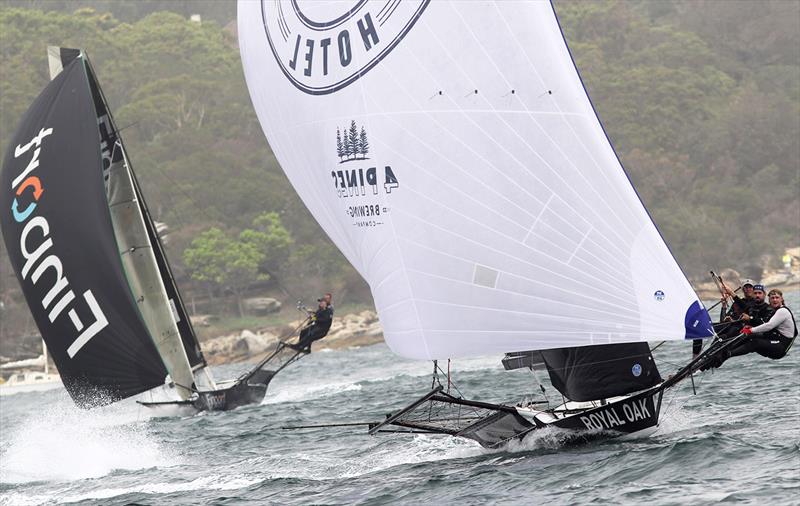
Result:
[238, 0, 714, 360]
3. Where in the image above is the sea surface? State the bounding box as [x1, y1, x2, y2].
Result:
[1, 293, 798, 505]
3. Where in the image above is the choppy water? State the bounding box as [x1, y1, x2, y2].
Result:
[2, 295, 799, 505]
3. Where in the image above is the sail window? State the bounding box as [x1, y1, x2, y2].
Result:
[473, 264, 498, 289]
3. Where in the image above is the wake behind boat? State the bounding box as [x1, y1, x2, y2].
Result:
[0, 47, 307, 413]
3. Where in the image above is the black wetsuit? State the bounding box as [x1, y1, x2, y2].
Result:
[295, 305, 334, 351]
[727, 305, 797, 361]
[726, 295, 752, 320]
[746, 300, 774, 327]
[703, 305, 796, 369]
[696, 297, 751, 355]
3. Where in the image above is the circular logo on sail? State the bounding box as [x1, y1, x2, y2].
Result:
[259, 0, 430, 95]
[631, 363, 642, 377]
[654, 290, 665, 301]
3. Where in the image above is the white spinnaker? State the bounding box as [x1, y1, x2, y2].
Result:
[239, 0, 712, 360]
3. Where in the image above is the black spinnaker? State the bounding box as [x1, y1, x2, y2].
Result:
[0, 57, 168, 406]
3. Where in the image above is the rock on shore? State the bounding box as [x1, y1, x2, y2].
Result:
[201, 310, 384, 365]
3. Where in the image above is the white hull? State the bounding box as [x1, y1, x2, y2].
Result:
[0, 373, 62, 396]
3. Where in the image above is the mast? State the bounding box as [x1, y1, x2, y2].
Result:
[42, 339, 49, 375]
[127, 163, 208, 370]
[51, 47, 207, 372]
[49, 47, 197, 398]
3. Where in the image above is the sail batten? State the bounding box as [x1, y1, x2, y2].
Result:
[239, 0, 713, 359]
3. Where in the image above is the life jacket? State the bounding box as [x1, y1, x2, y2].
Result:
[778, 305, 798, 354]
[761, 305, 797, 358]
[748, 301, 774, 326]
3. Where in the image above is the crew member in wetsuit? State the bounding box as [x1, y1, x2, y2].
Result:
[741, 284, 774, 327]
[289, 297, 334, 353]
[724, 278, 755, 321]
[694, 278, 754, 358]
[712, 278, 757, 341]
[705, 289, 797, 369]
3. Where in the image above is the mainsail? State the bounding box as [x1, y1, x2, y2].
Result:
[239, 0, 714, 360]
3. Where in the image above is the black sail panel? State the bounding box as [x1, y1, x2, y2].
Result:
[540, 343, 662, 402]
[0, 59, 168, 406]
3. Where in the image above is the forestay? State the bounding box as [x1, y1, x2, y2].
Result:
[239, 0, 713, 360]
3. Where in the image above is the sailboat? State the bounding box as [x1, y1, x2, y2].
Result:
[236, 0, 745, 447]
[0, 339, 61, 396]
[0, 47, 304, 412]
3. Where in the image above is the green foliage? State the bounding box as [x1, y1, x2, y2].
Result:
[183, 227, 268, 316]
[183, 227, 265, 286]
[557, 0, 799, 275]
[240, 212, 293, 277]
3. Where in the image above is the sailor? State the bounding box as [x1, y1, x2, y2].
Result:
[322, 292, 334, 313]
[711, 278, 756, 341]
[705, 289, 797, 369]
[722, 278, 755, 321]
[741, 284, 774, 327]
[289, 296, 334, 353]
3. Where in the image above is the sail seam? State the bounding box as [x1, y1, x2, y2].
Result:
[439, 4, 640, 245]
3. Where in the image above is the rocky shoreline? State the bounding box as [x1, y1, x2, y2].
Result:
[198, 310, 385, 365]
[691, 270, 799, 300]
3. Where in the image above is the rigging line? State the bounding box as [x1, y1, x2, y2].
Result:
[112, 120, 141, 135]
[435, 362, 465, 399]
[431, 5, 640, 247]
[659, 370, 710, 425]
[650, 341, 667, 352]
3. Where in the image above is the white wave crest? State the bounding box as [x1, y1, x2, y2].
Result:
[261, 382, 362, 405]
[0, 401, 180, 484]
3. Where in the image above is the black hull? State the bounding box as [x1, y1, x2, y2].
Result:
[370, 385, 665, 449]
[193, 369, 275, 411]
[138, 369, 276, 413]
[139, 343, 306, 414]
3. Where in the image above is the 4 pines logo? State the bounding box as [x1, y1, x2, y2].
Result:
[260, 0, 430, 95]
[332, 121, 399, 228]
